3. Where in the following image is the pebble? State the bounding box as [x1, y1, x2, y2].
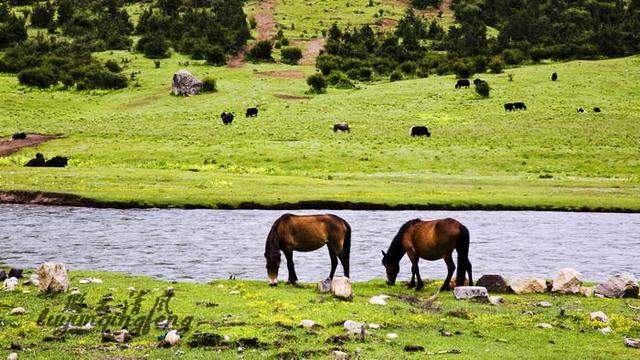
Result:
[369, 295, 389, 305]
[489, 296, 504, 305]
[590, 311, 609, 323]
[599, 327, 612, 335]
[299, 319, 317, 328]
[386, 333, 398, 339]
[127, 287, 136, 292]
[229, 290, 240, 295]
[9, 307, 26, 315]
[3, 278, 18, 291]
[334, 350, 349, 360]
[79, 278, 103, 284]
[536, 323, 553, 329]
[343, 320, 368, 335]
[7, 353, 17, 360]
[164, 330, 181, 345]
[536, 301, 552, 308]
[368, 323, 381, 329]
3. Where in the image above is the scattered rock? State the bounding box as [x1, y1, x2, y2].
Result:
[595, 274, 639, 298]
[8, 268, 23, 279]
[37, 263, 69, 293]
[165, 286, 174, 297]
[157, 319, 171, 330]
[171, 70, 203, 96]
[229, 290, 240, 295]
[489, 296, 504, 305]
[331, 277, 353, 300]
[386, 333, 398, 339]
[404, 345, 424, 352]
[9, 307, 26, 315]
[3, 277, 18, 291]
[7, 353, 17, 360]
[343, 320, 368, 335]
[551, 268, 583, 294]
[79, 278, 103, 284]
[536, 323, 553, 329]
[368, 323, 381, 329]
[334, 350, 349, 360]
[369, 294, 389, 305]
[579, 286, 594, 297]
[590, 311, 609, 323]
[164, 330, 181, 346]
[453, 286, 489, 301]
[535, 301, 552, 308]
[476, 274, 511, 293]
[318, 278, 331, 293]
[624, 338, 640, 349]
[127, 287, 136, 291]
[299, 319, 318, 329]
[24, 274, 40, 287]
[102, 329, 131, 343]
[510, 277, 546, 294]
[599, 327, 612, 335]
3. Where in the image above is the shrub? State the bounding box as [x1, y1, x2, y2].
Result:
[31, 1, 54, 28]
[0, 14, 28, 48]
[281, 46, 302, 65]
[201, 76, 217, 93]
[307, 72, 327, 93]
[316, 54, 341, 75]
[327, 70, 355, 89]
[136, 34, 170, 59]
[18, 66, 57, 88]
[411, 0, 442, 9]
[105, 59, 121, 73]
[246, 40, 273, 62]
[452, 59, 474, 78]
[389, 70, 403, 82]
[416, 65, 430, 78]
[501, 48, 526, 65]
[488, 56, 504, 73]
[475, 80, 490, 97]
[399, 61, 417, 74]
[73, 64, 128, 90]
[356, 67, 372, 81]
[204, 45, 226, 66]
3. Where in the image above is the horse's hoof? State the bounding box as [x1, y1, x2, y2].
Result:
[416, 284, 424, 291]
[440, 286, 451, 291]
[269, 282, 278, 287]
[286, 281, 299, 286]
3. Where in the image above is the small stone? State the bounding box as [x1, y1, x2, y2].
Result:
[386, 333, 398, 339]
[229, 290, 240, 295]
[80, 277, 103, 284]
[7, 353, 18, 360]
[331, 277, 353, 299]
[510, 277, 547, 294]
[217, 284, 224, 289]
[489, 296, 504, 305]
[599, 327, 612, 335]
[368, 323, 381, 329]
[157, 319, 171, 330]
[453, 286, 489, 301]
[334, 350, 349, 360]
[71, 289, 81, 295]
[343, 320, 367, 335]
[9, 307, 26, 315]
[551, 268, 583, 294]
[535, 301, 552, 308]
[21, 290, 30, 294]
[476, 274, 511, 293]
[579, 286, 594, 297]
[164, 330, 181, 346]
[369, 295, 389, 305]
[590, 311, 609, 323]
[299, 319, 318, 329]
[536, 323, 553, 329]
[127, 287, 136, 291]
[624, 338, 640, 348]
[27, 274, 40, 287]
[3, 277, 18, 291]
[595, 274, 639, 298]
[166, 287, 174, 296]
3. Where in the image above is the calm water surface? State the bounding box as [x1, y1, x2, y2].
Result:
[1, 205, 639, 282]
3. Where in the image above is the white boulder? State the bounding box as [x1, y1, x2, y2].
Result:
[3, 277, 18, 291]
[171, 70, 203, 96]
[595, 274, 639, 298]
[551, 268, 582, 294]
[590, 311, 609, 323]
[510, 277, 546, 294]
[331, 276, 353, 299]
[37, 263, 69, 293]
[453, 286, 489, 301]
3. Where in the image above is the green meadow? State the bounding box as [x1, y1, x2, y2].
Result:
[0, 270, 639, 359]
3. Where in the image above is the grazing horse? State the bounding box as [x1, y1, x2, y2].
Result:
[381, 218, 472, 291]
[333, 123, 350, 132]
[264, 214, 351, 286]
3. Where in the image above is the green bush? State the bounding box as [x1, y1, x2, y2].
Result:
[411, 0, 442, 9]
[475, 80, 490, 97]
[307, 72, 327, 94]
[246, 40, 273, 62]
[281, 46, 303, 65]
[489, 56, 504, 73]
[105, 59, 121, 73]
[389, 70, 403, 82]
[416, 65, 430, 78]
[0, 14, 28, 49]
[18, 66, 57, 88]
[399, 61, 417, 74]
[501, 48, 527, 65]
[327, 71, 355, 89]
[136, 34, 170, 59]
[30, 0, 54, 28]
[316, 54, 341, 75]
[204, 45, 226, 66]
[201, 76, 217, 93]
[452, 59, 474, 78]
[73, 64, 128, 90]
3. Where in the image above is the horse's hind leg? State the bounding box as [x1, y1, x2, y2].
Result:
[466, 259, 473, 286]
[328, 247, 338, 279]
[337, 250, 349, 278]
[282, 248, 298, 285]
[442, 255, 456, 291]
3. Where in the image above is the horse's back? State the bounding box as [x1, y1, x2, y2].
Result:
[282, 214, 348, 252]
[411, 218, 464, 260]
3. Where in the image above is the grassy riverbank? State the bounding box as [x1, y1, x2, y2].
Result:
[1, 54, 639, 210]
[1, 270, 639, 359]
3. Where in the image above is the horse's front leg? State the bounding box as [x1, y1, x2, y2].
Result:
[441, 254, 456, 291]
[407, 250, 423, 290]
[282, 248, 298, 285]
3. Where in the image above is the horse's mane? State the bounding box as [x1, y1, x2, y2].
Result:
[264, 214, 290, 259]
[386, 218, 421, 262]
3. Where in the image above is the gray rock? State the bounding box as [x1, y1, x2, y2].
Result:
[164, 330, 181, 346]
[476, 274, 511, 293]
[599, 327, 612, 335]
[343, 320, 368, 335]
[595, 274, 639, 298]
[453, 286, 489, 301]
[7, 353, 18, 360]
[171, 70, 203, 96]
[331, 276, 353, 299]
[318, 278, 331, 293]
[551, 268, 582, 294]
[590, 311, 608, 323]
[369, 294, 389, 305]
[386, 333, 399, 339]
[535, 301, 552, 308]
[536, 323, 553, 329]
[579, 286, 594, 297]
[624, 338, 640, 348]
[489, 296, 504, 305]
[299, 319, 318, 329]
[3, 277, 18, 291]
[37, 263, 69, 293]
[334, 350, 349, 360]
[510, 277, 546, 294]
[9, 307, 26, 315]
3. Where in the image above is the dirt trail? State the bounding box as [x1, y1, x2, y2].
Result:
[291, 37, 326, 66]
[0, 134, 62, 157]
[228, 0, 277, 68]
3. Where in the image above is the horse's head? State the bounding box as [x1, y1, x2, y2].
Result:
[381, 250, 399, 285]
[264, 251, 281, 286]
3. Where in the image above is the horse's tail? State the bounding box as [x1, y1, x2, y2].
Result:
[455, 224, 471, 286]
[342, 219, 351, 257]
[265, 214, 289, 258]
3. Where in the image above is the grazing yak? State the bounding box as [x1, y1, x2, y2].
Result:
[455, 79, 470, 89]
[24, 153, 46, 167]
[221, 112, 234, 125]
[45, 156, 68, 167]
[577, 107, 586, 113]
[551, 72, 558, 81]
[333, 123, 350, 132]
[594, 107, 601, 113]
[504, 102, 527, 111]
[11, 132, 27, 140]
[411, 126, 431, 137]
[246, 107, 259, 117]
[473, 78, 483, 86]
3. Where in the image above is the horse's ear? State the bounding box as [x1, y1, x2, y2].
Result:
[381, 250, 386, 257]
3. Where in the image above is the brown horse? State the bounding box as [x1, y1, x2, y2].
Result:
[264, 214, 351, 286]
[381, 218, 472, 291]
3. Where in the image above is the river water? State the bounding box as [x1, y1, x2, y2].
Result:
[1, 205, 638, 282]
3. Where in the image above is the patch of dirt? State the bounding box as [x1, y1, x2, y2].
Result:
[379, 17, 398, 29]
[274, 94, 312, 100]
[382, 0, 453, 18]
[0, 134, 62, 157]
[228, 0, 277, 68]
[255, 70, 306, 79]
[118, 93, 164, 110]
[291, 37, 326, 65]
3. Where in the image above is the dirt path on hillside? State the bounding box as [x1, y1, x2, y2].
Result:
[0, 134, 62, 157]
[228, 0, 277, 68]
[291, 37, 326, 66]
